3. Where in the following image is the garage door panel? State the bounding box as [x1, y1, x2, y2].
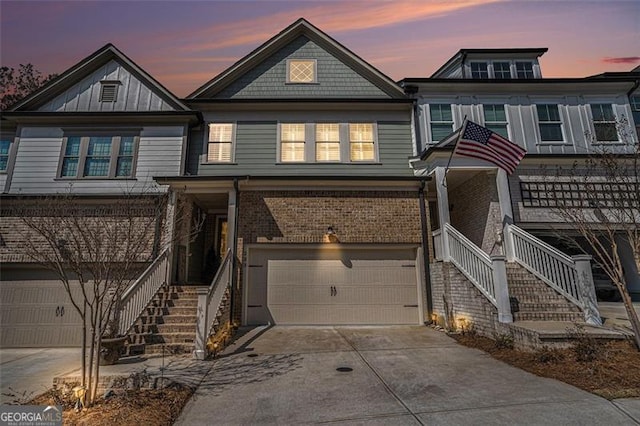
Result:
[248, 246, 421, 326]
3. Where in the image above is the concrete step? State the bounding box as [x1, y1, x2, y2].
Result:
[509, 293, 571, 303]
[148, 298, 199, 308]
[156, 323, 197, 334]
[145, 306, 197, 317]
[161, 315, 198, 324]
[144, 343, 194, 355]
[144, 332, 195, 345]
[514, 311, 584, 321]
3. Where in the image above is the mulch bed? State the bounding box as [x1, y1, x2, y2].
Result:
[31, 383, 193, 426]
[452, 333, 640, 399]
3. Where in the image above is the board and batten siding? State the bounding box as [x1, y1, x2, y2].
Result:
[38, 60, 175, 112]
[216, 36, 390, 99]
[418, 94, 636, 155]
[8, 126, 184, 194]
[188, 120, 414, 177]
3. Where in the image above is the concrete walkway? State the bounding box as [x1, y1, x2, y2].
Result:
[176, 326, 640, 426]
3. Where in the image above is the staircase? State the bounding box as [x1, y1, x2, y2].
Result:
[506, 264, 584, 322]
[127, 285, 199, 355]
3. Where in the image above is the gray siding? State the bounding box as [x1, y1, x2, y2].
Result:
[39, 60, 175, 112]
[8, 126, 183, 194]
[216, 36, 389, 99]
[188, 118, 414, 177]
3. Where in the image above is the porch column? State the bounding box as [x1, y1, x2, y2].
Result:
[491, 255, 513, 323]
[226, 188, 237, 254]
[434, 167, 451, 260]
[194, 286, 209, 360]
[496, 169, 515, 261]
[573, 255, 602, 326]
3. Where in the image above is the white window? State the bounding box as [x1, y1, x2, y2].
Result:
[483, 104, 508, 138]
[316, 123, 340, 161]
[287, 60, 316, 83]
[208, 123, 234, 162]
[280, 123, 306, 162]
[470, 62, 488, 79]
[591, 104, 618, 142]
[429, 104, 454, 143]
[99, 81, 120, 102]
[516, 62, 534, 79]
[60, 134, 137, 178]
[493, 62, 511, 79]
[349, 123, 375, 161]
[536, 104, 563, 142]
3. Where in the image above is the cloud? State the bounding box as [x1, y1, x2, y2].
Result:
[601, 56, 640, 64]
[185, 0, 502, 52]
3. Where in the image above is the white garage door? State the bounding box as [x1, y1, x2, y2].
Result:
[246, 246, 421, 325]
[0, 280, 84, 347]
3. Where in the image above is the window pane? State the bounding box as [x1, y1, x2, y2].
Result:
[484, 104, 506, 122]
[431, 124, 453, 142]
[537, 104, 560, 122]
[119, 136, 135, 155]
[84, 158, 110, 176]
[209, 124, 233, 142]
[316, 142, 340, 161]
[539, 123, 563, 141]
[516, 62, 534, 78]
[350, 142, 375, 161]
[595, 123, 618, 141]
[87, 136, 112, 156]
[0, 140, 11, 156]
[430, 104, 452, 122]
[471, 62, 488, 79]
[316, 123, 339, 142]
[61, 158, 78, 177]
[116, 157, 133, 177]
[349, 124, 373, 142]
[591, 104, 614, 121]
[494, 62, 511, 79]
[281, 123, 305, 141]
[208, 142, 232, 162]
[281, 142, 305, 162]
[65, 137, 81, 156]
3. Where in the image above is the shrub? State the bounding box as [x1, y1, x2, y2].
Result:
[494, 333, 515, 349]
[567, 323, 602, 362]
[535, 346, 565, 363]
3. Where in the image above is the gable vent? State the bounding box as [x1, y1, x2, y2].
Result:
[99, 81, 120, 102]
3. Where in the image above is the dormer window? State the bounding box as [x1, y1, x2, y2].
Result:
[99, 81, 120, 102]
[493, 62, 511, 79]
[287, 59, 316, 83]
[515, 62, 534, 79]
[470, 62, 488, 79]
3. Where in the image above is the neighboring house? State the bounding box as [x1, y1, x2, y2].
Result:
[402, 48, 639, 338]
[0, 44, 198, 347]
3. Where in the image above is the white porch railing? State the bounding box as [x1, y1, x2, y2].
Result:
[119, 248, 171, 335]
[434, 223, 512, 323]
[505, 224, 601, 325]
[194, 249, 233, 360]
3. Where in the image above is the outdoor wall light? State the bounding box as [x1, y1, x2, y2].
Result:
[323, 226, 339, 243]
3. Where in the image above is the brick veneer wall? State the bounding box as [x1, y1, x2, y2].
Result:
[232, 190, 422, 321]
[449, 172, 503, 256]
[430, 261, 502, 337]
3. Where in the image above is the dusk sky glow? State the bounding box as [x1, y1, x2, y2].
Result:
[1, 0, 638, 97]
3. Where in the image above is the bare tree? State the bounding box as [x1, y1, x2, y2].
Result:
[8, 186, 200, 405]
[0, 64, 57, 110]
[547, 118, 640, 349]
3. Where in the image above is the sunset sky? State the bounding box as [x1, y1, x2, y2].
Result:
[1, 0, 638, 97]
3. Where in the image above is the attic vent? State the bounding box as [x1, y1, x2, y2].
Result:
[99, 81, 120, 102]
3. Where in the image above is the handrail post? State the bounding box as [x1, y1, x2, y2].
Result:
[194, 287, 209, 360]
[572, 255, 602, 326]
[491, 255, 513, 323]
[503, 224, 516, 262]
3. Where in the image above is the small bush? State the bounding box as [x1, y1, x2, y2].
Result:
[535, 346, 565, 363]
[494, 333, 515, 349]
[567, 323, 602, 362]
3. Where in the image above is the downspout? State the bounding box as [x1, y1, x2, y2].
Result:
[418, 179, 433, 322]
[626, 79, 639, 99]
[229, 177, 241, 322]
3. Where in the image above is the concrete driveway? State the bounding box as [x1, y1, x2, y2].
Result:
[177, 326, 640, 425]
[0, 348, 82, 404]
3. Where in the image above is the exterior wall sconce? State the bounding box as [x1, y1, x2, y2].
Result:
[323, 226, 340, 243]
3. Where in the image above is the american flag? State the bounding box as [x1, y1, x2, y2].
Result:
[454, 120, 526, 174]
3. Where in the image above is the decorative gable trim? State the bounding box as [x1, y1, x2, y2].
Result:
[188, 18, 406, 99]
[9, 44, 190, 112]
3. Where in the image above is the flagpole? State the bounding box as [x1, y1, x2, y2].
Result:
[441, 115, 467, 188]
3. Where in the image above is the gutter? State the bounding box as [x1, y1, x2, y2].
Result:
[627, 79, 640, 98]
[418, 180, 433, 322]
